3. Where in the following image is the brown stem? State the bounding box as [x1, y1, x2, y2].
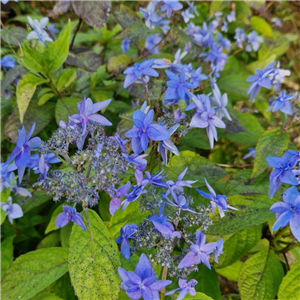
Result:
[70, 18, 83, 51]
[160, 267, 168, 300]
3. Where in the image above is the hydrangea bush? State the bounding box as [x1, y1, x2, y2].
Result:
[1, 1, 300, 300]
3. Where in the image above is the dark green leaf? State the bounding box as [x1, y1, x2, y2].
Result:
[107, 54, 131, 76]
[127, 79, 165, 100]
[1, 65, 27, 94]
[112, 4, 141, 29]
[1, 235, 15, 279]
[116, 23, 162, 40]
[55, 97, 80, 125]
[1, 27, 27, 46]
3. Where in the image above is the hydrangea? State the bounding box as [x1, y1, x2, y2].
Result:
[27, 16, 52, 45]
[118, 253, 171, 300]
[270, 186, 300, 242]
[116, 224, 138, 259]
[166, 279, 198, 300]
[166, 168, 197, 194]
[141, 170, 168, 188]
[1, 196, 23, 224]
[140, 2, 162, 29]
[161, 0, 183, 18]
[55, 205, 86, 232]
[125, 109, 170, 154]
[109, 181, 131, 215]
[266, 90, 294, 115]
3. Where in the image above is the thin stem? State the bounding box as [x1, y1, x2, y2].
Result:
[273, 226, 290, 243]
[141, 76, 151, 107]
[282, 252, 290, 271]
[86, 164, 92, 179]
[70, 18, 83, 51]
[160, 267, 168, 300]
[216, 163, 252, 169]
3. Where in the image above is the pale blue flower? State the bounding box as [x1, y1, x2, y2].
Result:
[1, 196, 23, 224]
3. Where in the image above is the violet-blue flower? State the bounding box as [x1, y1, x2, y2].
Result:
[121, 39, 130, 54]
[166, 279, 198, 300]
[186, 96, 226, 149]
[145, 34, 162, 54]
[243, 148, 256, 160]
[189, 67, 208, 88]
[245, 31, 264, 52]
[125, 109, 170, 154]
[109, 181, 131, 215]
[196, 178, 237, 218]
[149, 202, 181, 239]
[178, 230, 216, 269]
[161, 0, 183, 18]
[227, 11, 236, 23]
[1, 56, 16, 69]
[1, 162, 17, 192]
[27, 16, 52, 46]
[116, 224, 138, 259]
[246, 62, 275, 101]
[211, 83, 231, 121]
[266, 90, 294, 115]
[267, 152, 298, 199]
[141, 170, 168, 188]
[140, 2, 162, 29]
[270, 186, 300, 242]
[27, 153, 60, 174]
[47, 23, 60, 36]
[1, 196, 23, 224]
[182, 9, 195, 23]
[272, 17, 282, 27]
[118, 253, 172, 300]
[5, 122, 41, 184]
[234, 28, 247, 49]
[123, 59, 159, 88]
[55, 205, 86, 232]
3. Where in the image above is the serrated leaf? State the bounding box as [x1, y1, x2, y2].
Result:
[216, 225, 262, 268]
[55, 97, 80, 125]
[250, 16, 273, 37]
[72, 1, 111, 29]
[57, 69, 77, 92]
[1, 248, 68, 300]
[17, 74, 49, 123]
[68, 209, 121, 300]
[207, 195, 274, 235]
[278, 260, 300, 300]
[107, 54, 131, 76]
[109, 201, 150, 237]
[251, 129, 290, 179]
[1, 235, 15, 279]
[238, 247, 284, 300]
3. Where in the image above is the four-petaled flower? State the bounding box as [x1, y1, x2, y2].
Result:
[270, 186, 300, 242]
[196, 178, 237, 218]
[5, 122, 41, 184]
[1, 196, 23, 224]
[141, 170, 168, 188]
[139, 2, 162, 29]
[27, 16, 52, 46]
[266, 90, 294, 115]
[267, 152, 298, 199]
[166, 279, 198, 300]
[211, 83, 231, 121]
[161, 0, 183, 18]
[118, 253, 172, 300]
[116, 224, 138, 259]
[125, 109, 170, 154]
[55, 205, 86, 232]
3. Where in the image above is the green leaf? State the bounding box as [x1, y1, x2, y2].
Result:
[250, 16, 273, 37]
[1, 65, 27, 94]
[1, 26, 27, 46]
[216, 225, 262, 268]
[258, 32, 290, 60]
[22, 42, 45, 73]
[116, 22, 162, 40]
[57, 69, 77, 92]
[30, 288, 64, 300]
[51, 273, 77, 300]
[238, 247, 284, 300]
[184, 293, 213, 300]
[68, 209, 121, 300]
[43, 21, 71, 73]
[164, 151, 227, 189]
[251, 129, 290, 178]
[109, 201, 150, 237]
[60, 222, 73, 248]
[207, 195, 275, 235]
[278, 260, 300, 300]
[1, 235, 15, 279]
[1, 248, 68, 300]
[37, 231, 61, 249]
[216, 260, 243, 282]
[127, 79, 165, 100]
[112, 4, 141, 29]
[16, 74, 49, 123]
[45, 204, 64, 234]
[38, 93, 55, 105]
[72, 1, 111, 29]
[107, 54, 131, 76]
[178, 128, 211, 150]
[55, 97, 80, 125]
[188, 265, 221, 300]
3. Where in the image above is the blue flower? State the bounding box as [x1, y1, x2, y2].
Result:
[288, 150, 300, 165]
[161, 0, 183, 18]
[55, 205, 86, 232]
[5, 122, 41, 184]
[94, 143, 103, 159]
[69, 97, 112, 136]
[227, 11, 236, 23]
[145, 34, 162, 54]
[186, 96, 226, 149]
[196, 178, 237, 218]
[243, 148, 256, 160]
[246, 62, 275, 101]
[1, 56, 16, 69]
[178, 230, 217, 269]
[140, 2, 162, 29]
[123, 59, 159, 88]
[216, 33, 231, 51]
[1, 196, 23, 224]
[270, 186, 300, 242]
[166, 279, 198, 300]
[272, 17, 282, 27]
[116, 224, 138, 259]
[1, 0, 18, 4]
[189, 67, 208, 88]
[234, 28, 247, 48]
[118, 253, 172, 300]
[27, 153, 60, 174]
[48, 23, 60, 36]
[211, 83, 231, 121]
[125, 109, 170, 154]
[121, 39, 130, 54]
[182, 9, 195, 23]
[109, 181, 131, 215]
[123, 185, 146, 210]
[123, 153, 148, 186]
[158, 124, 180, 166]
[266, 90, 294, 115]
[141, 170, 168, 188]
[1, 162, 17, 192]
[165, 69, 196, 105]
[114, 133, 128, 152]
[267, 152, 298, 199]
[27, 16, 52, 46]
[4, 172, 32, 197]
[245, 31, 264, 52]
[149, 202, 181, 239]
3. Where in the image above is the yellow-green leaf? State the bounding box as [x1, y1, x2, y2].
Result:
[250, 16, 273, 37]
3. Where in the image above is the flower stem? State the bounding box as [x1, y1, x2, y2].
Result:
[160, 267, 168, 300]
